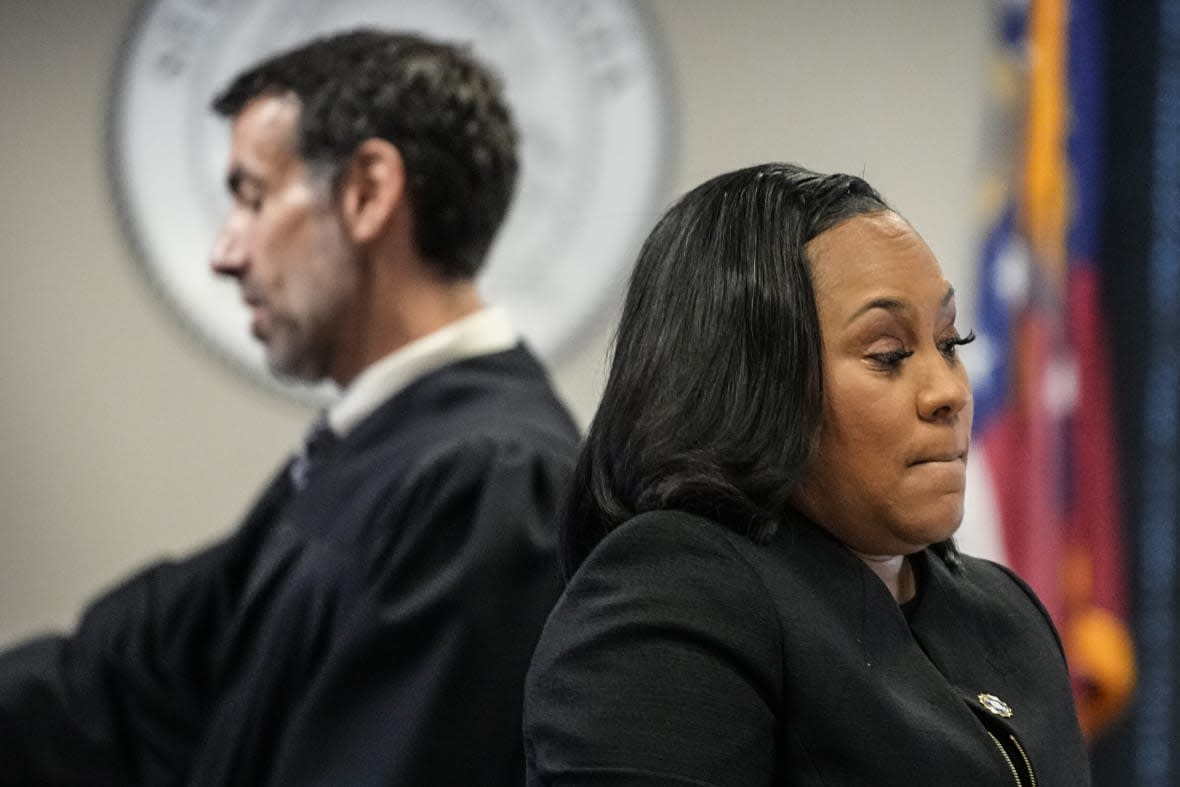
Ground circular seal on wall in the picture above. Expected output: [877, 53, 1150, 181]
[108, 0, 676, 401]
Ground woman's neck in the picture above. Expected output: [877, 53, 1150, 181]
[851, 551, 916, 604]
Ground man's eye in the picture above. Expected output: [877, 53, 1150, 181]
[232, 188, 263, 212]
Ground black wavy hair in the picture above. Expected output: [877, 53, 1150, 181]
[562, 162, 962, 576]
[212, 29, 518, 279]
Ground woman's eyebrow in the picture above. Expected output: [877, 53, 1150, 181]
[845, 297, 912, 327]
[844, 284, 956, 327]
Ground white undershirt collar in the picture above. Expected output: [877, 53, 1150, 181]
[325, 305, 518, 437]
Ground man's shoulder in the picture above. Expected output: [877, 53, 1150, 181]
[344, 345, 579, 474]
[428, 343, 569, 410]
[291, 348, 579, 550]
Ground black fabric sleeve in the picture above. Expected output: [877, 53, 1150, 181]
[524, 513, 783, 787]
[0, 466, 291, 786]
[0, 534, 251, 786]
[263, 437, 570, 787]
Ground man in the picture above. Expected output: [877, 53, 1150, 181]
[0, 29, 580, 785]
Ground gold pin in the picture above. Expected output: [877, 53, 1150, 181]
[977, 693, 1013, 718]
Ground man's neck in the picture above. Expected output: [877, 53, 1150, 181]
[324, 304, 518, 437]
[330, 277, 484, 387]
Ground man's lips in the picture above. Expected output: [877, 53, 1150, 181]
[241, 293, 268, 339]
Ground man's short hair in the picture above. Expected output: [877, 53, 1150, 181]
[212, 29, 519, 279]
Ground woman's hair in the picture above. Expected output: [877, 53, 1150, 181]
[563, 162, 905, 575]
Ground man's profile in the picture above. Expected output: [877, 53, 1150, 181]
[0, 29, 579, 786]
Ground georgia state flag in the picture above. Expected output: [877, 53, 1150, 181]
[956, 0, 1134, 740]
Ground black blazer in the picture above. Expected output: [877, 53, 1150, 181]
[0, 345, 580, 786]
[525, 509, 1090, 786]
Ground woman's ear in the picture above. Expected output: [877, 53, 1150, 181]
[336, 138, 406, 245]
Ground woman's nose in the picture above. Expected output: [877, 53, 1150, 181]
[918, 354, 972, 422]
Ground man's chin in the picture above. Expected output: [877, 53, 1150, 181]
[264, 351, 322, 386]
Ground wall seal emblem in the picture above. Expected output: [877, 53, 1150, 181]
[108, 0, 675, 401]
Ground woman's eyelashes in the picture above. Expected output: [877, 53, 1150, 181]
[867, 348, 914, 370]
[866, 329, 975, 371]
[938, 329, 976, 360]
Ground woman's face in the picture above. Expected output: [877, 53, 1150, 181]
[791, 210, 973, 557]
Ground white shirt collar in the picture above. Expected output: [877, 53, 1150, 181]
[325, 305, 518, 436]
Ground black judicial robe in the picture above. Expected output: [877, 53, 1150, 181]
[525, 509, 1091, 786]
[0, 344, 580, 786]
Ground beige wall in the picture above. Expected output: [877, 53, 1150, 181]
[0, 0, 990, 645]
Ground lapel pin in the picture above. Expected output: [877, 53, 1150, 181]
[977, 693, 1014, 718]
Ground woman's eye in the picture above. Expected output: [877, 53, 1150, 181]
[939, 329, 977, 359]
[868, 349, 914, 369]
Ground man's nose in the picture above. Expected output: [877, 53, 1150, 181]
[210, 218, 247, 277]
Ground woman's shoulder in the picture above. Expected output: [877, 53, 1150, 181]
[952, 554, 1054, 616]
[564, 509, 775, 607]
[542, 509, 784, 681]
[576, 508, 876, 610]
[927, 552, 1067, 660]
[582, 508, 826, 569]
[586, 508, 755, 555]
[527, 510, 785, 784]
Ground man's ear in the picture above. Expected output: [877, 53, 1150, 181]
[336, 138, 406, 245]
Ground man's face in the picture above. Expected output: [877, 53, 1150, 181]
[211, 94, 359, 384]
[791, 211, 974, 557]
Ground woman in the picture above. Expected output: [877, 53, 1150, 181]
[524, 163, 1089, 786]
